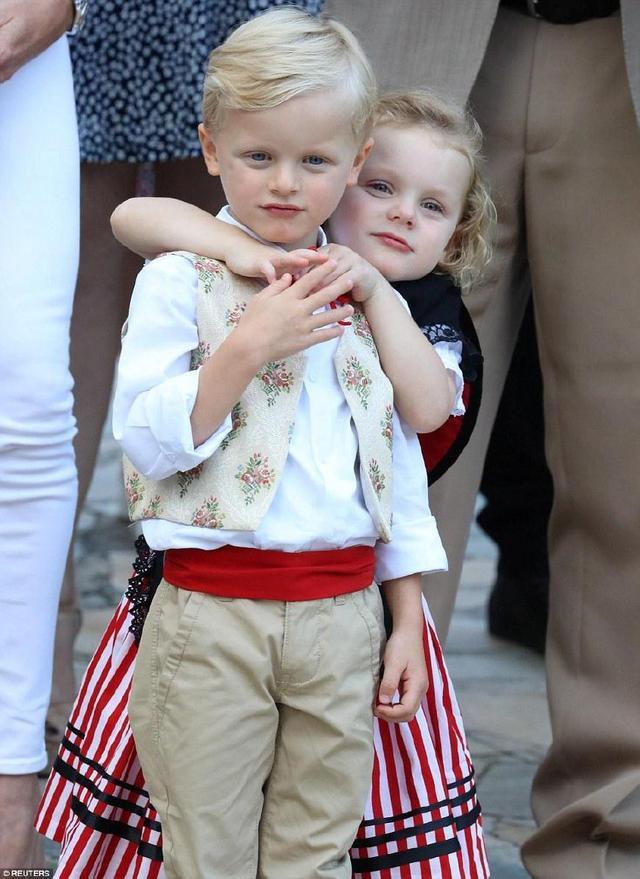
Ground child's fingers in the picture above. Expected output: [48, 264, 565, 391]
[377, 661, 402, 708]
[305, 324, 346, 347]
[317, 257, 358, 290]
[308, 304, 353, 331]
[272, 253, 309, 270]
[259, 260, 277, 284]
[375, 680, 419, 721]
[305, 275, 354, 311]
[262, 273, 292, 295]
[289, 248, 329, 266]
[288, 260, 338, 298]
[374, 666, 427, 722]
[374, 700, 418, 723]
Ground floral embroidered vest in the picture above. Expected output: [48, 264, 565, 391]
[123, 253, 394, 541]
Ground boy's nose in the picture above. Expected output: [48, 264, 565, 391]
[269, 165, 299, 195]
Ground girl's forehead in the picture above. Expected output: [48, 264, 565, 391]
[366, 124, 471, 193]
[369, 124, 448, 162]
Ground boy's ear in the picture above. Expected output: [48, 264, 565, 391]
[346, 137, 374, 187]
[198, 123, 221, 177]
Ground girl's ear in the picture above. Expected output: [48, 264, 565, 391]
[346, 137, 374, 187]
[198, 124, 221, 177]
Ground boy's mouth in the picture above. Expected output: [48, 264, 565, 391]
[262, 203, 303, 217]
[371, 232, 413, 253]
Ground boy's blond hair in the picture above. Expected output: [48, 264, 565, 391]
[375, 91, 496, 289]
[203, 8, 376, 142]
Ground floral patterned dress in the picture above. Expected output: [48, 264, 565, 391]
[71, 0, 324, 163]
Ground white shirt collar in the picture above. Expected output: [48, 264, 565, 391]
[216, 205, 327, 250]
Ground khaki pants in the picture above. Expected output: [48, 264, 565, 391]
[129, 580, 385, 879]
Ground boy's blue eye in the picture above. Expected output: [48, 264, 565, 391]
[422, 200, 443, 213]
[304, 155, 325, 166]
[248, 152, 269, 162]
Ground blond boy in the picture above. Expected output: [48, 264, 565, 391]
[118, 10, 448, 878]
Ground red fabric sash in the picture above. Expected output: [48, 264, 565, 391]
[163, 544, 376, 601]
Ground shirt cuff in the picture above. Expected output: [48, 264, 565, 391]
[433, 341, 465, 416]
[121, 369, 233, 478]
[374, 515, 448, 582]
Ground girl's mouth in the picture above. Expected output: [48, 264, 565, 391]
[371, 232, 412, 253]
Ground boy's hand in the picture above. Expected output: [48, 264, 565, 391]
[233, 261, 354, 366]
[318, 243, 387, 304]
[226, 241, 329, 284]
[374, 626, 428, 723]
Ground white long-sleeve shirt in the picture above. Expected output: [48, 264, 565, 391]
[113, 211, 458, 581]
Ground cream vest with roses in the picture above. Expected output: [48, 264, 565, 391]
[123, 253, 394, 542]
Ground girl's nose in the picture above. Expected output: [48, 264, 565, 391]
[387, 200, 415, 228]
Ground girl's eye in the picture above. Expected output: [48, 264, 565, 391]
[304, 155, 326, 166]
[366, 181, 392, 195]
[422, 200, 443, 214]
[247, 152, 269, 162]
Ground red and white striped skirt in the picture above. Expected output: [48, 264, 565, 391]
[37, 554, 489, 878]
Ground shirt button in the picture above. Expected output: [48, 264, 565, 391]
[307, 372, 317, 383]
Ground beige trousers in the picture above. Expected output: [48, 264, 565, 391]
[327, 4, 640, 876]
[129, 580, 385, 879]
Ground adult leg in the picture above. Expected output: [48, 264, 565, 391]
[0, 37, 79, 864]
[479, 298, 552, 654]
[50, 157, 224, 738]
[519, 14, 640, 877]
[48, 160, 140, 745]
[425, 9, 536, 638]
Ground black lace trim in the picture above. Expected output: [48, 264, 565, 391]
[125, 535, 164, 645]
[421, 322, 463, 346]
[422, 322, 482, 383]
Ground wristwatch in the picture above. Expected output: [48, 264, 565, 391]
[67, 0, 89, 36]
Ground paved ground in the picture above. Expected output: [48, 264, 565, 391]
[44, 420, 550, 877]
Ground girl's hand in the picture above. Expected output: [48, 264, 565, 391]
[374, 626, 428, 723]
[0, 0, 73, 82]
[226, 242, 329, 284]
[318, 243, 387, 304]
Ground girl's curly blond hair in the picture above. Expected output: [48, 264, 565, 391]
[374, 91, 496, 289]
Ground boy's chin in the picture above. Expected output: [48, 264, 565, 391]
[251, 217, 318, 250]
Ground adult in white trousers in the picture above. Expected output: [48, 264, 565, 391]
[0, 0, 79, 866]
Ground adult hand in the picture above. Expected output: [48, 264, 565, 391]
[0, 0, 74, 83]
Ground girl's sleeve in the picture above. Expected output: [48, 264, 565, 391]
[391, 284, 466, 415]
[112, 253, 232, 479]
[395, 273, 484, 485]
[374, 412, 448, 583]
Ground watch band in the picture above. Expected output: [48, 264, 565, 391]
[67, 0, 89, 36]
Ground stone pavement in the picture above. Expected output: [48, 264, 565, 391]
[44, 421, 550, 877]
